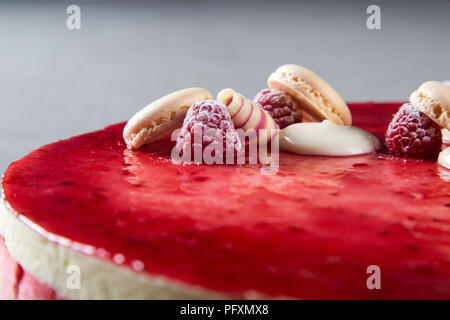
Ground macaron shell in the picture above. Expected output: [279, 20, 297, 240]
[268, 64, 352, 126]
[123, 87, 212, 149]
[409, 81, 450, 130]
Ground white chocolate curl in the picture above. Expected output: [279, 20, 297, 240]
[217, 88, 279, 144]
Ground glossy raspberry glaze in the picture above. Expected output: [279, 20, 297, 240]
[2, 103, 450, 299]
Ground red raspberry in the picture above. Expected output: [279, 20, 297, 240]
[385, 103, 442, 159]
[254, 88, 302, 129]
[176, 100, 243, 162]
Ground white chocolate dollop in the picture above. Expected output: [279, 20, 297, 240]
[279, 120, 380, 156]
[438, 147, 450, 169]
[442, 128, 450, 144]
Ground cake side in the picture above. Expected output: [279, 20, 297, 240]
[0, 234, 63, 300]
[0, 199, 227, 300]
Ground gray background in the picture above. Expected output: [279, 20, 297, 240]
[1, 0, 449, 172]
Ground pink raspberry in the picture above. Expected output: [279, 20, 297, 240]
[176, 100, 243, 162]
[254, 88, 302, 129]
[385, 103, 442, 159]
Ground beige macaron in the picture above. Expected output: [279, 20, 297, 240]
[123, 87, 212, 149]
[409, 81, 450, 130]
[267, 64, 352, 126]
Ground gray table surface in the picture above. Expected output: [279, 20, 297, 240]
[1, 0, 449, 173]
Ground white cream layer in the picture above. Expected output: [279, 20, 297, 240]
[442, 129, 450, 144]
[279, 120, 380, 156]
[438, 147, 450, 169]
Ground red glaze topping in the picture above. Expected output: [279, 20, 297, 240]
[2, 103, 450, 299]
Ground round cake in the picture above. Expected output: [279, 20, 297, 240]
[1, 102, 450, 299]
